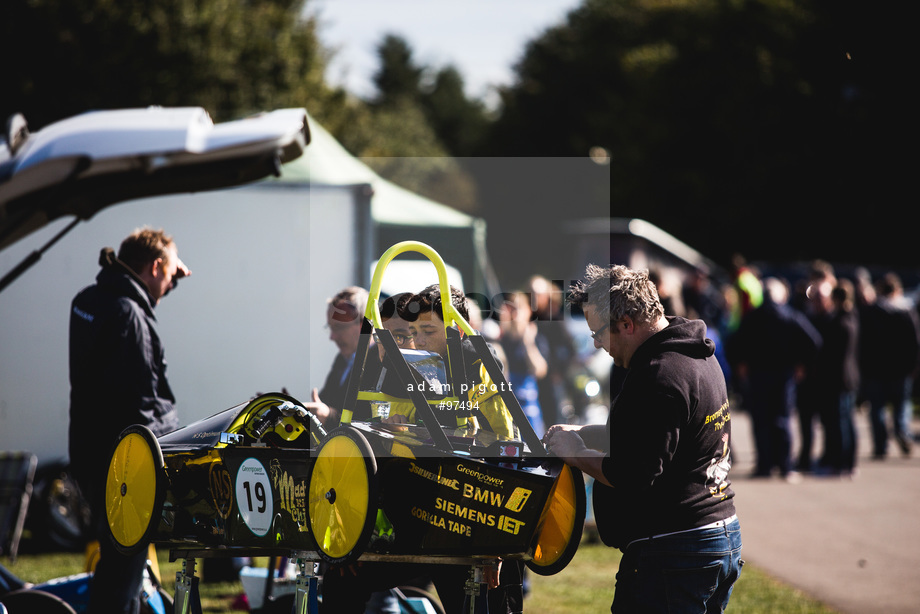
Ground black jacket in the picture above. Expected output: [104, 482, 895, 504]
[68, 252, 179, 486]
[860, 297, 920, 378]
[727, 298, 822, 373]
[595, 317, 736, 549]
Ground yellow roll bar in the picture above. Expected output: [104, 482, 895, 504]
[365, 241, 476, 336]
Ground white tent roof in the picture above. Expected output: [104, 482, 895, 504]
[274, 114, 475, 228]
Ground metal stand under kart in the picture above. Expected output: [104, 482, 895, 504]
[169, 548, 500, 614]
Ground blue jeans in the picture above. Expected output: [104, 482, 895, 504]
[611, 517, 743, 614]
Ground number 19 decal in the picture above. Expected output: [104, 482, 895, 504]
[236, 458, 273, 536]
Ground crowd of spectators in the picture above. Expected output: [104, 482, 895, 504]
[670, 256, 920, 480]
[310, 257, 919, 485]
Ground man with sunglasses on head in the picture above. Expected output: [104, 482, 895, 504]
[68, 226, 189, 614]
[306, 286, 395, 429]
[544, 264, 742, 614]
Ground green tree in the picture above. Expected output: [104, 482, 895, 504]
[332, 34, 482, 213]
[371, 34, 425, 107]
[420, 66, 491, 158]
[2, 0, 342, 128]
[483, 0, 917, 267]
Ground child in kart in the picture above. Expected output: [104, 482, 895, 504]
[321, 285, 525, 614]
[381, 284, 517, 441]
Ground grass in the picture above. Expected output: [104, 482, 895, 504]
[4, 540, 837, 613]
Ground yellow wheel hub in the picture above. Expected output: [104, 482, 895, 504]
[308, 427, 376, 563]
[105, 425, 164, 553]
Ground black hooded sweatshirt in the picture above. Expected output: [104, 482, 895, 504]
[594, 317, 736, 550]
[68, 250, 179, 490]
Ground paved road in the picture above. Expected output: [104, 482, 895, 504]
[730, 408, 920, 614]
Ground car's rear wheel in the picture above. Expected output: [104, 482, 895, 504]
[308, 426, 377, 565]
[105, 425, 166, 555]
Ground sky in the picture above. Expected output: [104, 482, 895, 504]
[307, 0, 583, 106]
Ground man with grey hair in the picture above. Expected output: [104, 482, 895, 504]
[544, 264, 742, 613]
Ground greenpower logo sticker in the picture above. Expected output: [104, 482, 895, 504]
[236, 458, 273, 536]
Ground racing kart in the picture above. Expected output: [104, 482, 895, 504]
[104, 241, 586, 612]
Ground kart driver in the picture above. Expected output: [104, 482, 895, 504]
[382, 284, 517, 440]
[321, 284, 524, 614]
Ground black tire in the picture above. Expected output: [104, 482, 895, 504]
[26, 463, 91, 552]
[0, 589, 78, 614]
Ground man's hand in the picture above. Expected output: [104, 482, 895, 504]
[545, 423, 607, 452]
[543, 423, 583, 442]
[543, 426, 612, 487]
[544, 429, 588, 459]
[303, 387, 336, 425]
[483, 559, 502, 589]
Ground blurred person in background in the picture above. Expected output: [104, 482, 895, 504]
[796, 260, 837, 473]
[824, 279, 861, 475]
[728, 277, 821, 481]
[860, 272, 920, 459]
[305, 286, 380, 427]
[727, 253, 763, 333]
[649, 267, 686, 317]
[499, 290, 549, 435]
[529, 276, 577, 427]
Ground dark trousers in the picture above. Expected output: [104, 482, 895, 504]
[77, 469, 147, 614]
[89, 536, 147, 614]
[748, 371, 797, 476]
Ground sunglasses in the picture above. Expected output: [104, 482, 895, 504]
[590, 322, 611, 339]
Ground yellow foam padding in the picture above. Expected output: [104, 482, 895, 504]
[469, 361, 514, 439]
[147, 543, 162, 581]
[365, 241, 475, 336]
[84, 540, 101, 573]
